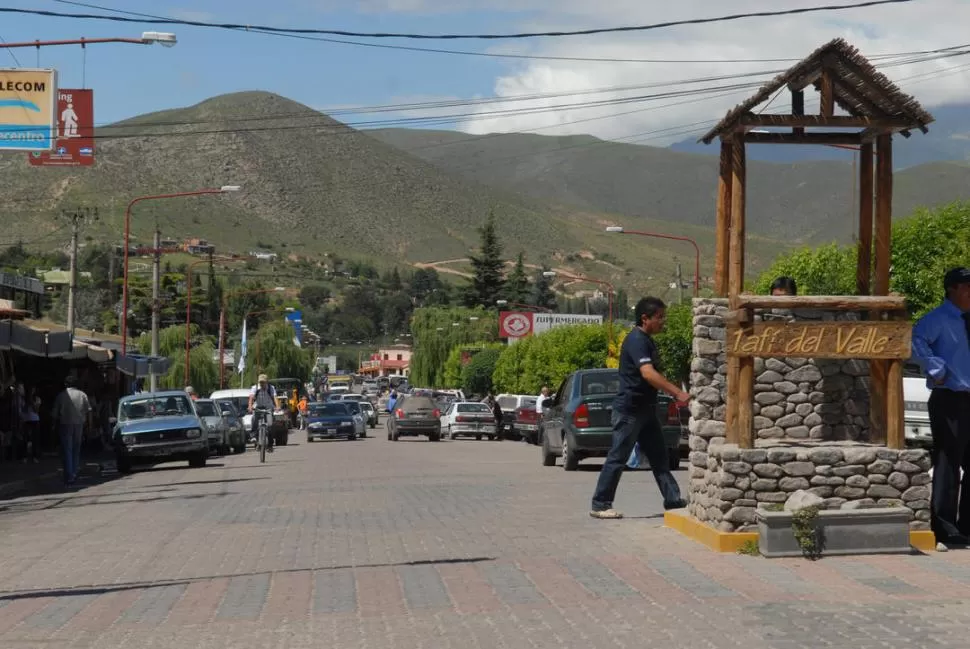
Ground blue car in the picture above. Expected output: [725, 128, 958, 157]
[306, 402, 359, 441]
[113, 391, 208, 473]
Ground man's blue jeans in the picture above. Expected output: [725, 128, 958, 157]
[59, 424, 84, 484]
[591, 409, 682, 511]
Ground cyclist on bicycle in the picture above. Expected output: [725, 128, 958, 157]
[248, 374, 277, 452]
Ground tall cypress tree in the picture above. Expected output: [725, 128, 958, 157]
[465, 213, 505, 307]
[504, 252, 529, 304]
[531, 265, 558, 311]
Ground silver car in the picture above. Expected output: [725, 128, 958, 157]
[194, 399, 230, 455]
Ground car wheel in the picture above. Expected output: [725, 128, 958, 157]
[350, 433, 357, 441]
[562, 436, 579, 471]
[668, 452, 681, 471]
[307, 434, 314, 443]
[116, 456, 132, 474]
[541, 431, 557, 466]
[429, 432, 441, 442]
[475, 434, 482, 441]
[189, 452, 207, 468]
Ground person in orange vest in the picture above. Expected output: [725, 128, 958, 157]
[298, 395, 309, 429]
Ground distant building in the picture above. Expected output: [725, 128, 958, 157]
[36, 268, 93, 297]
[250, 251, 278, 262]
[358, 344, 411, 378]
[184, 238, 215, 255]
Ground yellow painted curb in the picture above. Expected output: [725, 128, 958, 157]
[909, 530, 936, 553]
[665, 511, 940, 553]
[663, 510, 758, 553]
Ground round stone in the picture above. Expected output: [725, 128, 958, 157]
[845, 475, 870, 488]
[779, 477, 810, 491]
[753, 463, 785, 478]
[887, 472, 910, 491]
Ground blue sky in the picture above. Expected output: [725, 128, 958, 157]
[1, 1, 967, 143]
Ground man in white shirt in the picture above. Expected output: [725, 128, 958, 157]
[52, 376, 91, 485]
[535, 386, 550, 416]
[248, 374, 278, 450]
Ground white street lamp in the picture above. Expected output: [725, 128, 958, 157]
[543, 271, 557, 278]
[605, 226, 624, 233]
[220, 185, 242, 192]
[142, 31, 178, 47]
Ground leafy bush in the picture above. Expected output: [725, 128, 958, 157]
[492, 324, 608, 394]
[461, 348, 502, 396]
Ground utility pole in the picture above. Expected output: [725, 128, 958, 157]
[676, 262, 685, 305]
[62, 207, 98, 335]
[149, 226, 162, 392]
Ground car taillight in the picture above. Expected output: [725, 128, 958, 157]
[455, 415, 466, 422]
[395, 409, 405, 419]
[433, 409, 441, 418]
[484, 417, 494, 423]
[667, 401, 681, 425]
[573, 404, 590, 428]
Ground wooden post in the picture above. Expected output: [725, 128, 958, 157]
[728, 137, 751, 447]
[714, 139, 733, 296]
[856, 141, 874, 296]
[791, 88, 805, 135]
[886, 358, 904, 449]
[870, 133, 894, 442]
[820, 71, 835, 117]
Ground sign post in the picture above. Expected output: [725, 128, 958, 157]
[0, 69, 57, 151]
[28, 88, 94, 166]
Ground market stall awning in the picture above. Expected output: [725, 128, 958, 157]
[116, 354, 171, 378]
[0, 320, 74, 357]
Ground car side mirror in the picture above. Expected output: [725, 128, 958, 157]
[109, 417, 117, 426]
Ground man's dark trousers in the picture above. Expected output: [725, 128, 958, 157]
[592, 408, 681, 511]
[929, 389, 970, 540]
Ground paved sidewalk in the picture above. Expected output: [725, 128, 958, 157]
[0, 426, 966, 648]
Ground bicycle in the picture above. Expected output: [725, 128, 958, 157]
[253, 406, 271, 463]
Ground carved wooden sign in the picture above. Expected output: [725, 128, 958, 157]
[727, 321, 911, 359]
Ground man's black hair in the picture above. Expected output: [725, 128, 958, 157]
[769, 276, 798, 296]
[634, 297, 666, 326]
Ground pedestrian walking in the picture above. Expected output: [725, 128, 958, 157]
[590, 297, 690, 519]
[19, 384, 40, 463]
[912, 267, 970, 545]
[51, 376, 92, 486]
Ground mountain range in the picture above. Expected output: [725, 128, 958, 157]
[5, 91, 970, 296]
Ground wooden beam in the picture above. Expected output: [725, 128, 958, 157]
[731, 294, 906, 311]
[829, 55, 931, 132]
[820, 71, 835, 117]
[871, 359, 888, 444]
[739, 114, 913, 129]
[826, 79, 896, 120]
[787, 67, 822, 91]
[729, 138, 746, 297]
[791, 88, 805, 135]
[744, 132, 863, 145]
[874, 134, 893, 296]
[738, 355, 755, 449]
[856, 141, 874, 296]
[714, 139, 733, 297]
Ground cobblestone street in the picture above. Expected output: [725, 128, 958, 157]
[1, 421, 969, 648]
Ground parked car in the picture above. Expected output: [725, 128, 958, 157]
[496, 394, 535, 440]
[514, 403, 541, 444]
[210, 388, 253, 431]
[306, 402, 359, 441]
[440, 401, 498, 440]
[361, 380, 379, 394]
[387, 395, 442, 441]
[341, 400, 368, 438]
[360, 400, 379, 428]
[113, 391, 208, 473]
[904, 361, 932, 448]
[194, 398, 231, 455]
[213, 398, 248, 454]
[538, 368, 682, 471]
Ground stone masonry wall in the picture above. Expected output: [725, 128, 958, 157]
[686, 298, 931, 533]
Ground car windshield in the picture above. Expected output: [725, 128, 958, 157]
[194, 401, 218, 417]
[520, 397, 537, 408]
[216, 401, 236, 416]
[342, 395, 363, 401]
[345, 402, 361, 413]
[580, 372, 620, 396]
[497, 396, 519, 409]
[401, 397, 436, 413]
[457, 403, 490, 413]
[310, 403, 348, 416]
[360, 402, 374, 411]
[121, 395, 194, 421]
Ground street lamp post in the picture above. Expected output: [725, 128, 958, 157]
[183, 256, 244, 387]
[605, 226, 701, 297]
[543, 271, 615, 341]
[218, 286, 287, 389]
[121, 186, 241, 358]
[495, 299, 553, 313]
[0, 33, 177, 50]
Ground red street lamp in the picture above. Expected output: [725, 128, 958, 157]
[543, 270, 614, 341]
[183, 256, 244, 387]
[605, 226, 701, 297]
[495, 299, 553, 313]
[120, 186, 241, 355]
[218, 287, 287, 389]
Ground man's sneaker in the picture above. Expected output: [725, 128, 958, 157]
[589, 509, 624, 520]
[664, 499, 688, 510]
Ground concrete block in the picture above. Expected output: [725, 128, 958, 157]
[756, 507, 912, 558]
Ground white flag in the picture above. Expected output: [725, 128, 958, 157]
[238, 319, 247, 374]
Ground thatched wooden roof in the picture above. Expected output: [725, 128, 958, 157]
[699, 38, 934, 144]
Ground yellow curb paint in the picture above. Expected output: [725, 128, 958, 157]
[665, 511, 940, 554]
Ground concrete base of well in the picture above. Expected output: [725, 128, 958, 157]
[757, 508, 911, 558]
[664, 510, 937, 554]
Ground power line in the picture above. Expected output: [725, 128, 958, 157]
[0, 32, 21, 66]
[16, 1, 914, 40]
[51, 0, 937, 64]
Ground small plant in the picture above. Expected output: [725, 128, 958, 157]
[791, 506, 824, 560]
[762, 503, 784, 512]
[737, 539, 760, 556]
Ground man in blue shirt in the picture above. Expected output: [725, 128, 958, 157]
[590, 297, 690, 519]
[912, 267, 970, 545]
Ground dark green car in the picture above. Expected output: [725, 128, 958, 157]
[539, 368, 685, 471]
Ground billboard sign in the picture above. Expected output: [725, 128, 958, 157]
[28, 88, 93, 166]
[499, 312, 603, 339]
[0, 68, 57, 151]
[286, 310, 303, 347]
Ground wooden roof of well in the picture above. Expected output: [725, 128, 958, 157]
[699, 38, 934, 144]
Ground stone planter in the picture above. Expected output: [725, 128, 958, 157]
[757, 507, 912, 558]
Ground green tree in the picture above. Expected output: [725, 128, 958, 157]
[299, 284, 332, 311]
[530, 265, 557, 311]
[504, 252, 530, 304]
[137, 324, 218, 395]
[243, 321, 313, 385]
[491, 336, 534, 394]
[492, 324, 608, 394]
[465, 213, 505, 307]
[753, 243, 857, 296]
[409, 307, 498, 387]
[461, 347, 502, 396]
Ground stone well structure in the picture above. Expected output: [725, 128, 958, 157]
[687, 298, 931, 533]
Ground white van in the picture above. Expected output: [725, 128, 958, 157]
[903, 362, 932, 448]
[210, 388, 254, 430]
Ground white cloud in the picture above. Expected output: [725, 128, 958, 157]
[314, 0, 970, 144]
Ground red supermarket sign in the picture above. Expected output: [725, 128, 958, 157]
[499, 311, 533, 338]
